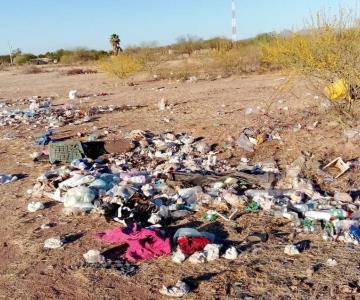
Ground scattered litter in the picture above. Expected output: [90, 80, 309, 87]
[0, 95, 144, 128]
[27, 201, 45, 212]
[236, 128, 257, 152]
[0, 174, 18, 184]
[41, 223, 55, 230]
[284, 244, 300, 256]
[223, 246, 239, 260]
[68, 90, 77, 100]
[188, 251, 207, 264]
[326, 258, 338, 267]
[285, 240, 311, 256]
[245, 107, 256, 115]
[44, 237, 63, 249]
[160, 280, 190, 298]
[83, 249, 105, 264]
[323, 157, 350, 179]
[204, 243, 222, 261]
[158, 98, 167, 111]
[172, 247, 187, 264]
[187, 76, 198, 83]
[204, 210, 218, 221]
[236, 127, 280, 152]
[324, 79, 348, 101]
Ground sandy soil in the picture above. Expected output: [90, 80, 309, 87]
[0, 66, 359, 299]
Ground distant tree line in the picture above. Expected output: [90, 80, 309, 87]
[0, 33, 277, 65]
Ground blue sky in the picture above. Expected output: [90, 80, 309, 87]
[0, 0, 358, 55]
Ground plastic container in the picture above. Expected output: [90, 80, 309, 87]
[63, 186, 95, 210]
[178, 186, 203, 205]
[304, 211, 332, 221]
[349, 225, 360, 242]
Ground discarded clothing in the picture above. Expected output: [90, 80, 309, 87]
[177, 236, 210, 255]
[94, 224, 171, 262]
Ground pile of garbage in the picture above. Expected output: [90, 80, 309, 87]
[27, 129, 360, 295]
[0, 96, 143, 128]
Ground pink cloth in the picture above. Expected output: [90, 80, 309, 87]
[94, 224, 171, 262]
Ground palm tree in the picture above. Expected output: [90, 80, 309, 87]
[110, 34, 122, 55]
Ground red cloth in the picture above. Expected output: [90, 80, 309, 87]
[94, 224, 171, 262]
[177, 236, 210, 255]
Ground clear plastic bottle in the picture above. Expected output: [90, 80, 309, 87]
[304, 211, 332, 221]
[328, 208, 350, 219]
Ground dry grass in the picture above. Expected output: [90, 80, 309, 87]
[151, 43, 263, 81]
[262, 9, 360, 119]
[98, 54, 143, 79]
[99, 38, 265, 81]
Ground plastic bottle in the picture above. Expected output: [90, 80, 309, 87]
[128, 175, 147, 185]
[293, 204, 309, 212]
[304, 211, 332, 221]
[293, 202, 318, 212]
[328, 208, 350, 219]
[204, 210, 218, 221]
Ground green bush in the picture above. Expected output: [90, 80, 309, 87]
[60, 48, 107, 64]
[13, 53, 36, 65]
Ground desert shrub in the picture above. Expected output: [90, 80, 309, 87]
[210, 44, 261, 74]
[13, 53, 37, 65]
[60, 49, 108, 64]
[0, 55, 11, 64]
[152, 45, 262, 81]
[173, 36, 204, 55]
[44, 49, 66, 62]
[154, 61, 204, 81]
[125, 47, 164, 70]
[98, 54, 142, 78]
[255, 32, 276, 43]
[262, 9, 360, 116]
[202, 38, 234, 51]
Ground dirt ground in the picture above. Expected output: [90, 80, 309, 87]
[0, 66, 359, 300]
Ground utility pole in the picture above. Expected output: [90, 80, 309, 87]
[231, 0, 237, 42]
[7, 41, 13, 65]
